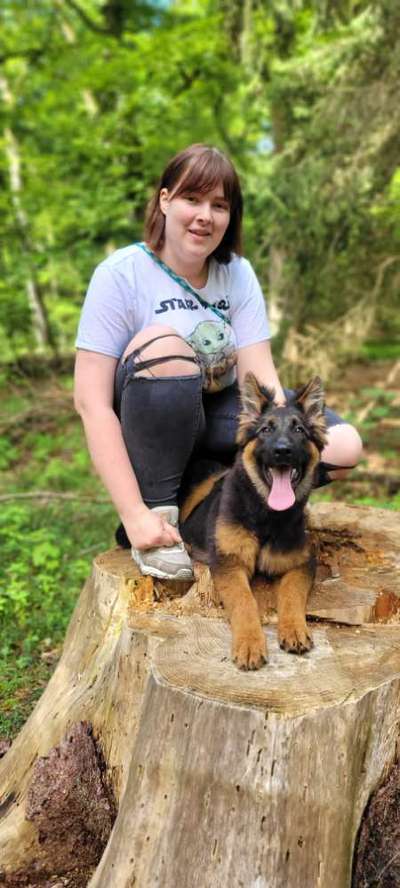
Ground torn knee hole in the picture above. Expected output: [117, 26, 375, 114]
[132, 353, 201, 378]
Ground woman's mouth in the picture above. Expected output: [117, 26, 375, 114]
[188, 229, 211, 239]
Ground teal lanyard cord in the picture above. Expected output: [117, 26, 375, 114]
[136, 241, 231, 326]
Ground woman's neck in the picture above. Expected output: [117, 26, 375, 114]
[157, 244, 209, 288]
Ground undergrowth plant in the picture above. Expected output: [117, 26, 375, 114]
[0, 499, 114, 737]
[0, 371, 115, 737]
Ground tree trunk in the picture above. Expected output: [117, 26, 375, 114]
[1, 70, 54, 352]
[0, 503, 399, 887]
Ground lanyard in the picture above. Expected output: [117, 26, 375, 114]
[136, 241, 231, 325]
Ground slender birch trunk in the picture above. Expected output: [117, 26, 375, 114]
[1, 80, 53, 351]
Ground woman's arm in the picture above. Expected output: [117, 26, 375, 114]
[236, 340, 285, 405]
[74, 350, 181, 548]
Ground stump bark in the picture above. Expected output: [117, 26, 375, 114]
[0, 502, 399, 888]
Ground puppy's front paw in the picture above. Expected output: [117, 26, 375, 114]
[278, 621, 313, 655]
[232, 630, 268, 671]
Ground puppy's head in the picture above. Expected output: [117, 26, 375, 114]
[237, 373, 328, 510]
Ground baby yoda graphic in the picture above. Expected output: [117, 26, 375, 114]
[187, 320, 237, 392]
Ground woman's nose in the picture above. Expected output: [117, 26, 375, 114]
[196, 201, 212, 221]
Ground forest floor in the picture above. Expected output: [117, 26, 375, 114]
[0, 352, 399, 747]
[317, 354, 400, 507]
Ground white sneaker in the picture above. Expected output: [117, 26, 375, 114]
[131, 505, 194, 581]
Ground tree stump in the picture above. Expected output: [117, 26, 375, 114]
[0, 503, 399, 888]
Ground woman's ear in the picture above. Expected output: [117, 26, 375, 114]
[159, 188, 169, 215]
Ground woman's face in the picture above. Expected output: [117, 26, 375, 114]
[159, 182, 230, 265]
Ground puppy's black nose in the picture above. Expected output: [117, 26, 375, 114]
[273, 440, 293, 461]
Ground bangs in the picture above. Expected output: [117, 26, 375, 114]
[168, 148, 238, 206]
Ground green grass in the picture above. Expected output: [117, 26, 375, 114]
[0, 371, 115, 739]
[0, 659, 56, 739]
[312, 486, 400, 510]
[0, 498, 115, 738]
[360, 341, 400, 361]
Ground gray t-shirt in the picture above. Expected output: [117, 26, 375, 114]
[76, 244, 270, 392]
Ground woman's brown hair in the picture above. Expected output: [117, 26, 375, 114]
[144, 144, 243, 263]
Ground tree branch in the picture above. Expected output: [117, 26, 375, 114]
[62, 0, 112, 35]
[212, 96, 237, 156]
[0, 492, 110, 503]
[0, 46, 46, 65]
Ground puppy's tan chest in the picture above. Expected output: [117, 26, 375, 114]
[257, 543, 310, 577]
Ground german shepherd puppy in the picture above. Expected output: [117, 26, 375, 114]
[180, 373, 327, 670]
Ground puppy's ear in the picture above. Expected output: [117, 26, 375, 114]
[237, 372, 274, 445]
[294, 377, 327, 450]
[295, 377, 324, 414]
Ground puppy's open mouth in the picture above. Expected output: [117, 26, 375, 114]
[263, 466, 301, 511]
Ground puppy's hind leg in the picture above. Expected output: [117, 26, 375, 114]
[275, 565, 314, 654]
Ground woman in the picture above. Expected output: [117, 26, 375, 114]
[74, 144, 362, 580]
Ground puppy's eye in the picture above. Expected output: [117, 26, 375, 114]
[261, 424, 274, 434]
[295, 425, 304, 434]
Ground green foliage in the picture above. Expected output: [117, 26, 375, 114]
[313, 486, 400, 511]
[0, 0, 259, 357]
[360, 341, 400, 361]
[0, 496, 115, 737]
[0, 658, 54, 739]
[0, 501, 112, 656]
[253, 1, 400, 336]
[2, 0, 398, 357]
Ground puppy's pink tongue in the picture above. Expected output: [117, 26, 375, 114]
[268, 468, 296, 511]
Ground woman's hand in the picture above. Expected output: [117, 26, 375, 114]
[124, 503, 182, 550]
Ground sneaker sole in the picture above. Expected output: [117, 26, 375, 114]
[131, 552, 193, 582]
[138, 563, 194, 581]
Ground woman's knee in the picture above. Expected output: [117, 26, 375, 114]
[322, 423, 363, 473]
[122, 325, 200, 378]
